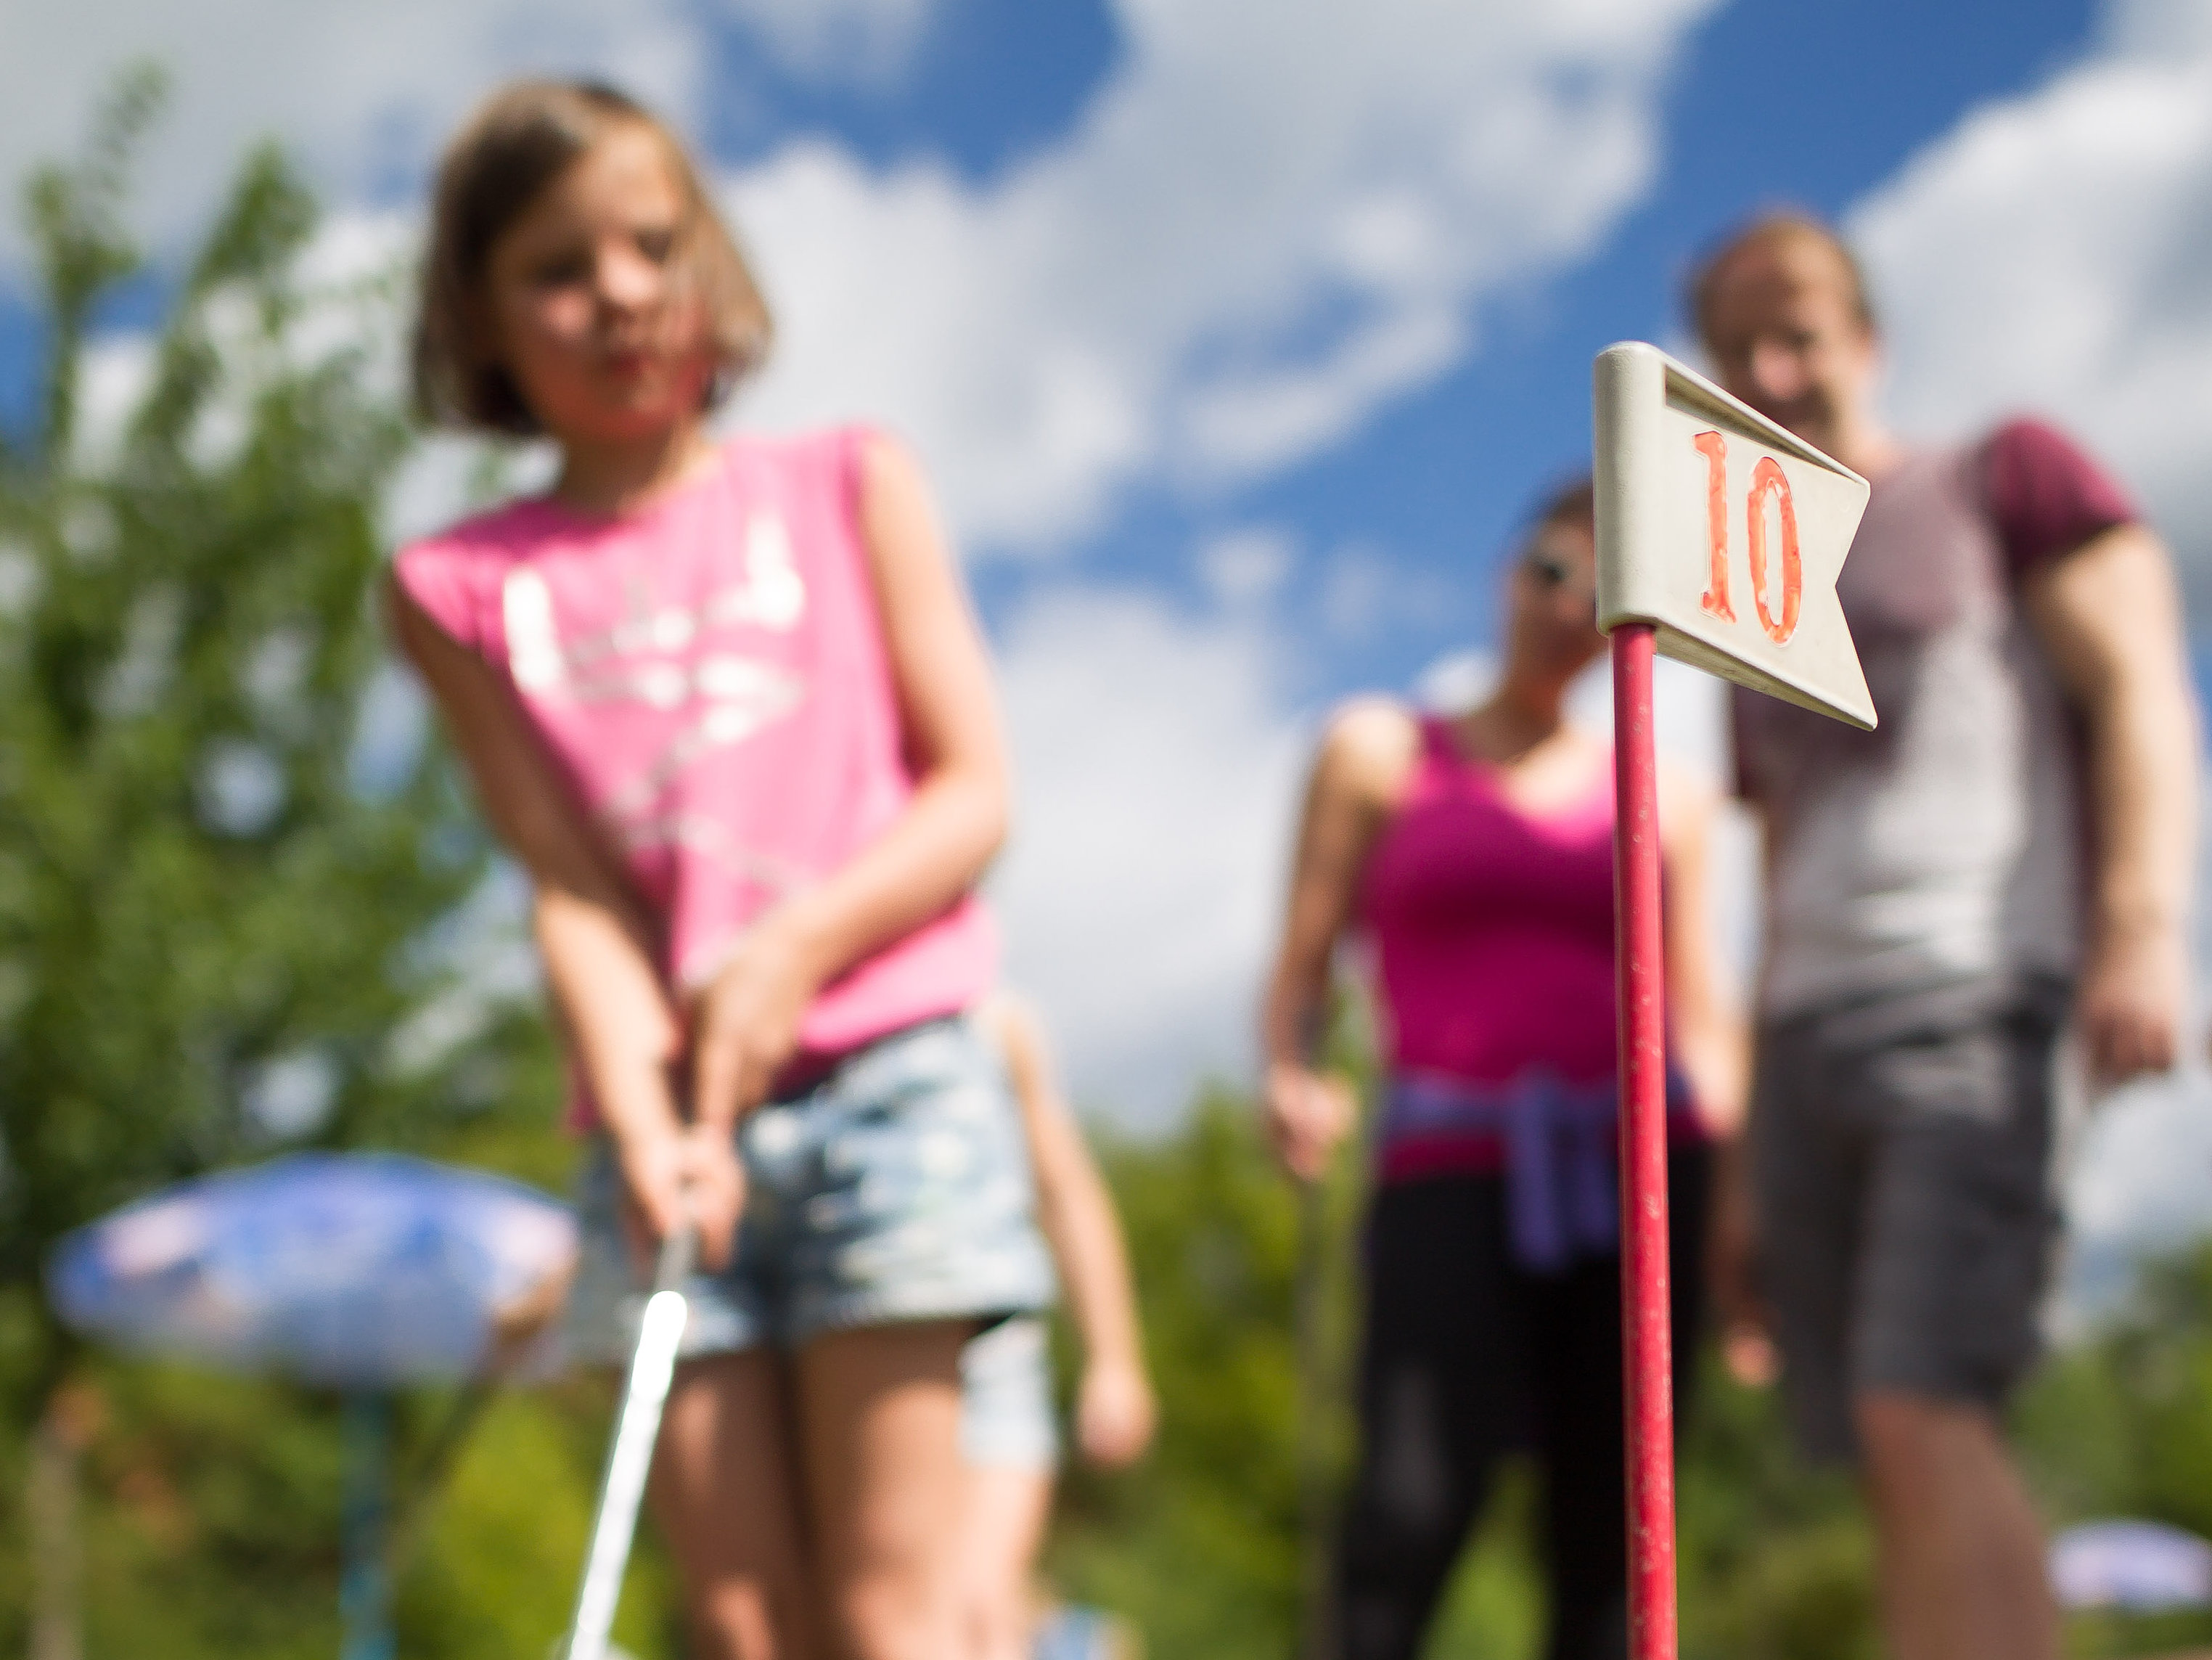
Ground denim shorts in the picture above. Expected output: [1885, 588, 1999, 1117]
[960, 1314, 1060, 1469]
[565, 1014, 1056, 1362]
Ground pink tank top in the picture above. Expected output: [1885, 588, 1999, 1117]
[394, 428, 996, 1125]
[1359, 716, 1697, 1203]
[1361, 716, 1619, 1088]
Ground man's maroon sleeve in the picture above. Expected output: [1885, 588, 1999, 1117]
[1981, 416, 2138, 580]
[1727, 686, 1758, 804]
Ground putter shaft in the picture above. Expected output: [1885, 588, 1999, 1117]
[562, 1226, 697, 1660]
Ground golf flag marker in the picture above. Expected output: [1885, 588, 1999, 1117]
[1594, 340, 1875, 729]
[1594, 341, 1873, 1660]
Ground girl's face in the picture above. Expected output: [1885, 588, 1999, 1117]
[480, 123, 716, 446]
[1505, 517, 1604, 686]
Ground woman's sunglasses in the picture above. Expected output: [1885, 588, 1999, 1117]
[1520, 541, 1594, 600]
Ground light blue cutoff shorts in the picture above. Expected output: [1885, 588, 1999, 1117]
[959, 1313, 1060, 1469]
[565, 1014, 1055, 1363]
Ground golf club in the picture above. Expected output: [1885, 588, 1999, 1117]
[560, 1220, 698, 1660]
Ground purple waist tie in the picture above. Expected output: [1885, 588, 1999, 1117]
[1382, 1071, 1692, 1274]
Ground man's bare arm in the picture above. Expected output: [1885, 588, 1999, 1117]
[2025, 523, 2200, 1081]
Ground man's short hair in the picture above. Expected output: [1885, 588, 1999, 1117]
[1686, 211, 1877, 349]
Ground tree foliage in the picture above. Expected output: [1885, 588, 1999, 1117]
[1049, 1086, 1361, 1659]
[0, 73, 520, 1387]
[0, 75, 587, 1660]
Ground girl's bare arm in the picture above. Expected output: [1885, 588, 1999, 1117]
[983, 994, 1155, 1466]
[388, 581, 742, 1262]
[690, 433, 1010, 1124]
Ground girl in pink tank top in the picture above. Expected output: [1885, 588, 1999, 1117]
[1260, 480, 1744, 1660]
[389, 81, 1047, 1659]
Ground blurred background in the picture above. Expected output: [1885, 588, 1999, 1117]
[5, 1, 2212, 1656]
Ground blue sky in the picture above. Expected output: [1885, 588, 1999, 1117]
[1222, 0, 2103, 689]
[8, 0, 2212, 1299]
[1, 0, 2145, 707]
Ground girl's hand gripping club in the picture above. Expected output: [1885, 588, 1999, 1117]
[562, 1220, 698, 1660]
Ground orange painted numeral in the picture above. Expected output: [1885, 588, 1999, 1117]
[1688, 432, 1803, 646]
[1745, 456, 1803, 644]
[1693, 430, 1734, 622]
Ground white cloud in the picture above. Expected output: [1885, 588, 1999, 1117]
[1415, 646, 1501, 716]
[1197, 526, 1295, 610]
[713, 0, 938, 86]
[2106, 0, 2212, 60]
[19, 0, 1721, 563]
[0, 0, 718, 273]
[727, 0, 1722, 552]
[1849, 0, 2212, 592]
[0, 0, 959, 273]
[989, 587, 1307, 1127]
[1316, 545, 1395, 643]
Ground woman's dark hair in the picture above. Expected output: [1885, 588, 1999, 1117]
[1526, 474, 1595, 535]
[411, 79, 773, 435]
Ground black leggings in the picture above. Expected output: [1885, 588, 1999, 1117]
[1330, 1146, 1710, 1660]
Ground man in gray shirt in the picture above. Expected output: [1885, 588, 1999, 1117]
[1697, 213, 2198, 1660]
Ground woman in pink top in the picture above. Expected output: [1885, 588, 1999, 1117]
[1261, 480, 1744, 1660]
[389, 81, 1049, 1660]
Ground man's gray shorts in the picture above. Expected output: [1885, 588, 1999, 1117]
[1751, 976, 2070, 1463]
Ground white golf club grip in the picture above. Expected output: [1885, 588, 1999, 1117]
[564, 1225, 696, 1660]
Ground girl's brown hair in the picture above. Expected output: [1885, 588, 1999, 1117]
[411, 79, 773, 435]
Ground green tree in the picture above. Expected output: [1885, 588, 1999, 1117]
[2013, 1244, 2212, 1659]
[0, 74, 591, 1659]
[0, 68, 506, 1380]
[1049, 1086, 1359, 1659]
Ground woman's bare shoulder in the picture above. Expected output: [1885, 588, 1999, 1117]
[1316, 696, 1422, 803]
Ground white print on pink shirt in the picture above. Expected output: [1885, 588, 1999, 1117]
[497, 507, 812, 870]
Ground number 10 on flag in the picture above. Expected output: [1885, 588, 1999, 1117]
[1591, 341, 1873, 1660]
[1596, 340, 1874, 728]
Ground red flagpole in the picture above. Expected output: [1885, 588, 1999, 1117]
[1611, 621, 1677, 1660]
